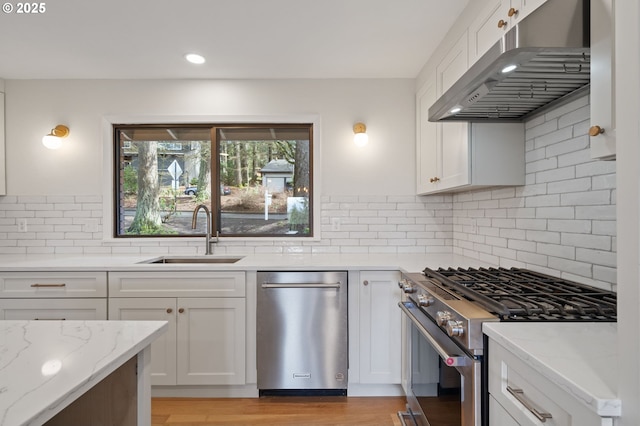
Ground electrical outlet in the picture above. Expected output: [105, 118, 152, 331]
[331, 217, 341, 231]
[17, 219, 27, 232]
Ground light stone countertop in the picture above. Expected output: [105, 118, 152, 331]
[0, 253, 492, 273]
[483, 322, 620, 417]
[0, 320, 168, 425]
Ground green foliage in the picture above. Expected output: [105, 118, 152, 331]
[123, 165, 138, 195]
[126, 220, 177, 235]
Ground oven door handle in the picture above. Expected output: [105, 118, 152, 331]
[399, 301, 469, 367]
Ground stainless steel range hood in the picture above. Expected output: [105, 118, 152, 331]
[429, 0, 590, 122]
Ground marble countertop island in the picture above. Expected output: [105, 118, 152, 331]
[0, 320, 168, 425]
[483, 322, 620, 417]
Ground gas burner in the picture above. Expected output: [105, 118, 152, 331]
[423, 267, 617, 322]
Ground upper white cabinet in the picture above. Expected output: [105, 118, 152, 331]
[469, 0, 548, 64]
[416, 57, 525, 195]
[416, 74, 438, 194]
[590, 0, 616, 160]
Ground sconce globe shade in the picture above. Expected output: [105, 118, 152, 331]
[354, 132, 368, 147]
[42, 135, 63, 149]
[42, 125, 69, 150]
[353, 122, 368, 147]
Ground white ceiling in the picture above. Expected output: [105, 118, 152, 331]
[0, 0, 469, 79]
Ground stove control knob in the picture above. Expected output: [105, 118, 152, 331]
[446, 320, 465, 337]
[400, 280, 416, 293]
[436, 311, 451, 326]
[417, 294, 435, 307]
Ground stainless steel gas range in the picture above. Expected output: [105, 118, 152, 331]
[397, 267, 617, 426]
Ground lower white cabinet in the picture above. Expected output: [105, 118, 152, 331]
[0, 271, 108, 320]
[108, 271, 247, 387]
[349, 270, 402, 393]
[109, 297, 246, 386]
[488, 337, 614, 426]
[0, 298, 107, 320]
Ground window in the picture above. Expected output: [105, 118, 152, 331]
[114, 123, 313, 238]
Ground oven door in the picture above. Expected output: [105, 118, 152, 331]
[399, 301, 482, 426]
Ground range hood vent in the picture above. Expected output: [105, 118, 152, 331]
[429, 0, 590, 122]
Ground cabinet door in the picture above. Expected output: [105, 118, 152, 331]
[176, 297, 246, 385]
[358, 271, 401, 384]
[108, 298, 178, 386]
[590, 0, 616, 159]
[490, 395, 520, 426]
[416, 75, 439, 194]
[436, 33, 470, 190]
[469, 0, 510, 64]
[0, 298, 107, 320]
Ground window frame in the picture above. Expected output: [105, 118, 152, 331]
[112, 122, 315, 239]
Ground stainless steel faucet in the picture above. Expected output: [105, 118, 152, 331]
[191, 204, 217, 255]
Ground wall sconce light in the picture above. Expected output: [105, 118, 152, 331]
[353, 122, 368, 147]
[42, 125, 69, 150]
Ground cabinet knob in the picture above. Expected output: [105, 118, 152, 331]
[508, 7, 518, 17]
[589, 125, 605, 136]
[178, 308, 185, 314]
[497, 19, 508, 29]
[429, 177, 440, 183]
[166, 308, 173, 314]
[363, 280, 369, 286]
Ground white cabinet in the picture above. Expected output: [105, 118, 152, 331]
[436, 32, 471, 191]
[108, 271, 246, 387]
[469, 0, 548, 64]
[590, 0, 616, 160]
[416, 74, 438, 194]
[0, 271, 108, 320]
[488, 337, 614, 426]
[417, 31, 525, 195]
[348, 270, 402, 395]
[0, 298, 106, 320]
[416, 82, 525, 194]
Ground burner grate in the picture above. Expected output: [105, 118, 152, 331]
[423, 267, 617, 321]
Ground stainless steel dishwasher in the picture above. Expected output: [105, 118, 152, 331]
[257, 271, 348, 396]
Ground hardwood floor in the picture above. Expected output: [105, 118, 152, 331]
[152, 396, 407, 426]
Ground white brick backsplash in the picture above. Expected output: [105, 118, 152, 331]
[451, 96, 616, 286]
[546, 136, 589, 158]
[547, 177, 591, 194]
[562, 233, 611, 251]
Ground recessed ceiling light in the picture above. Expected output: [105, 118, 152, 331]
[185, 53, 206, 65]
[501, 64, 517, 73]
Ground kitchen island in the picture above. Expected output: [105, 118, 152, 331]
[0, 320, 167, 426]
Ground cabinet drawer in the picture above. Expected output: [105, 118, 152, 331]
[108, 271, 245, 298]
[489, 340, 610, 426]
[0, 272, 107, 298]
[0, 298, 107, 320]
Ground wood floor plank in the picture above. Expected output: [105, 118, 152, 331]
[152, 397, 406, 426]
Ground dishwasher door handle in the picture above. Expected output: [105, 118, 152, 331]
[261, 282, 341, 289]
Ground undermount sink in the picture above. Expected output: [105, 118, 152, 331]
[139, 256, 244, 264]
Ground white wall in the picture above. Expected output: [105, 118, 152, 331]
[4, 79, 416, 196]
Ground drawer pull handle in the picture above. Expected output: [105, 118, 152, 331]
[507, 386, 553, 422]
[31, 283, 67, 288]
[35, 318, 66, 321]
